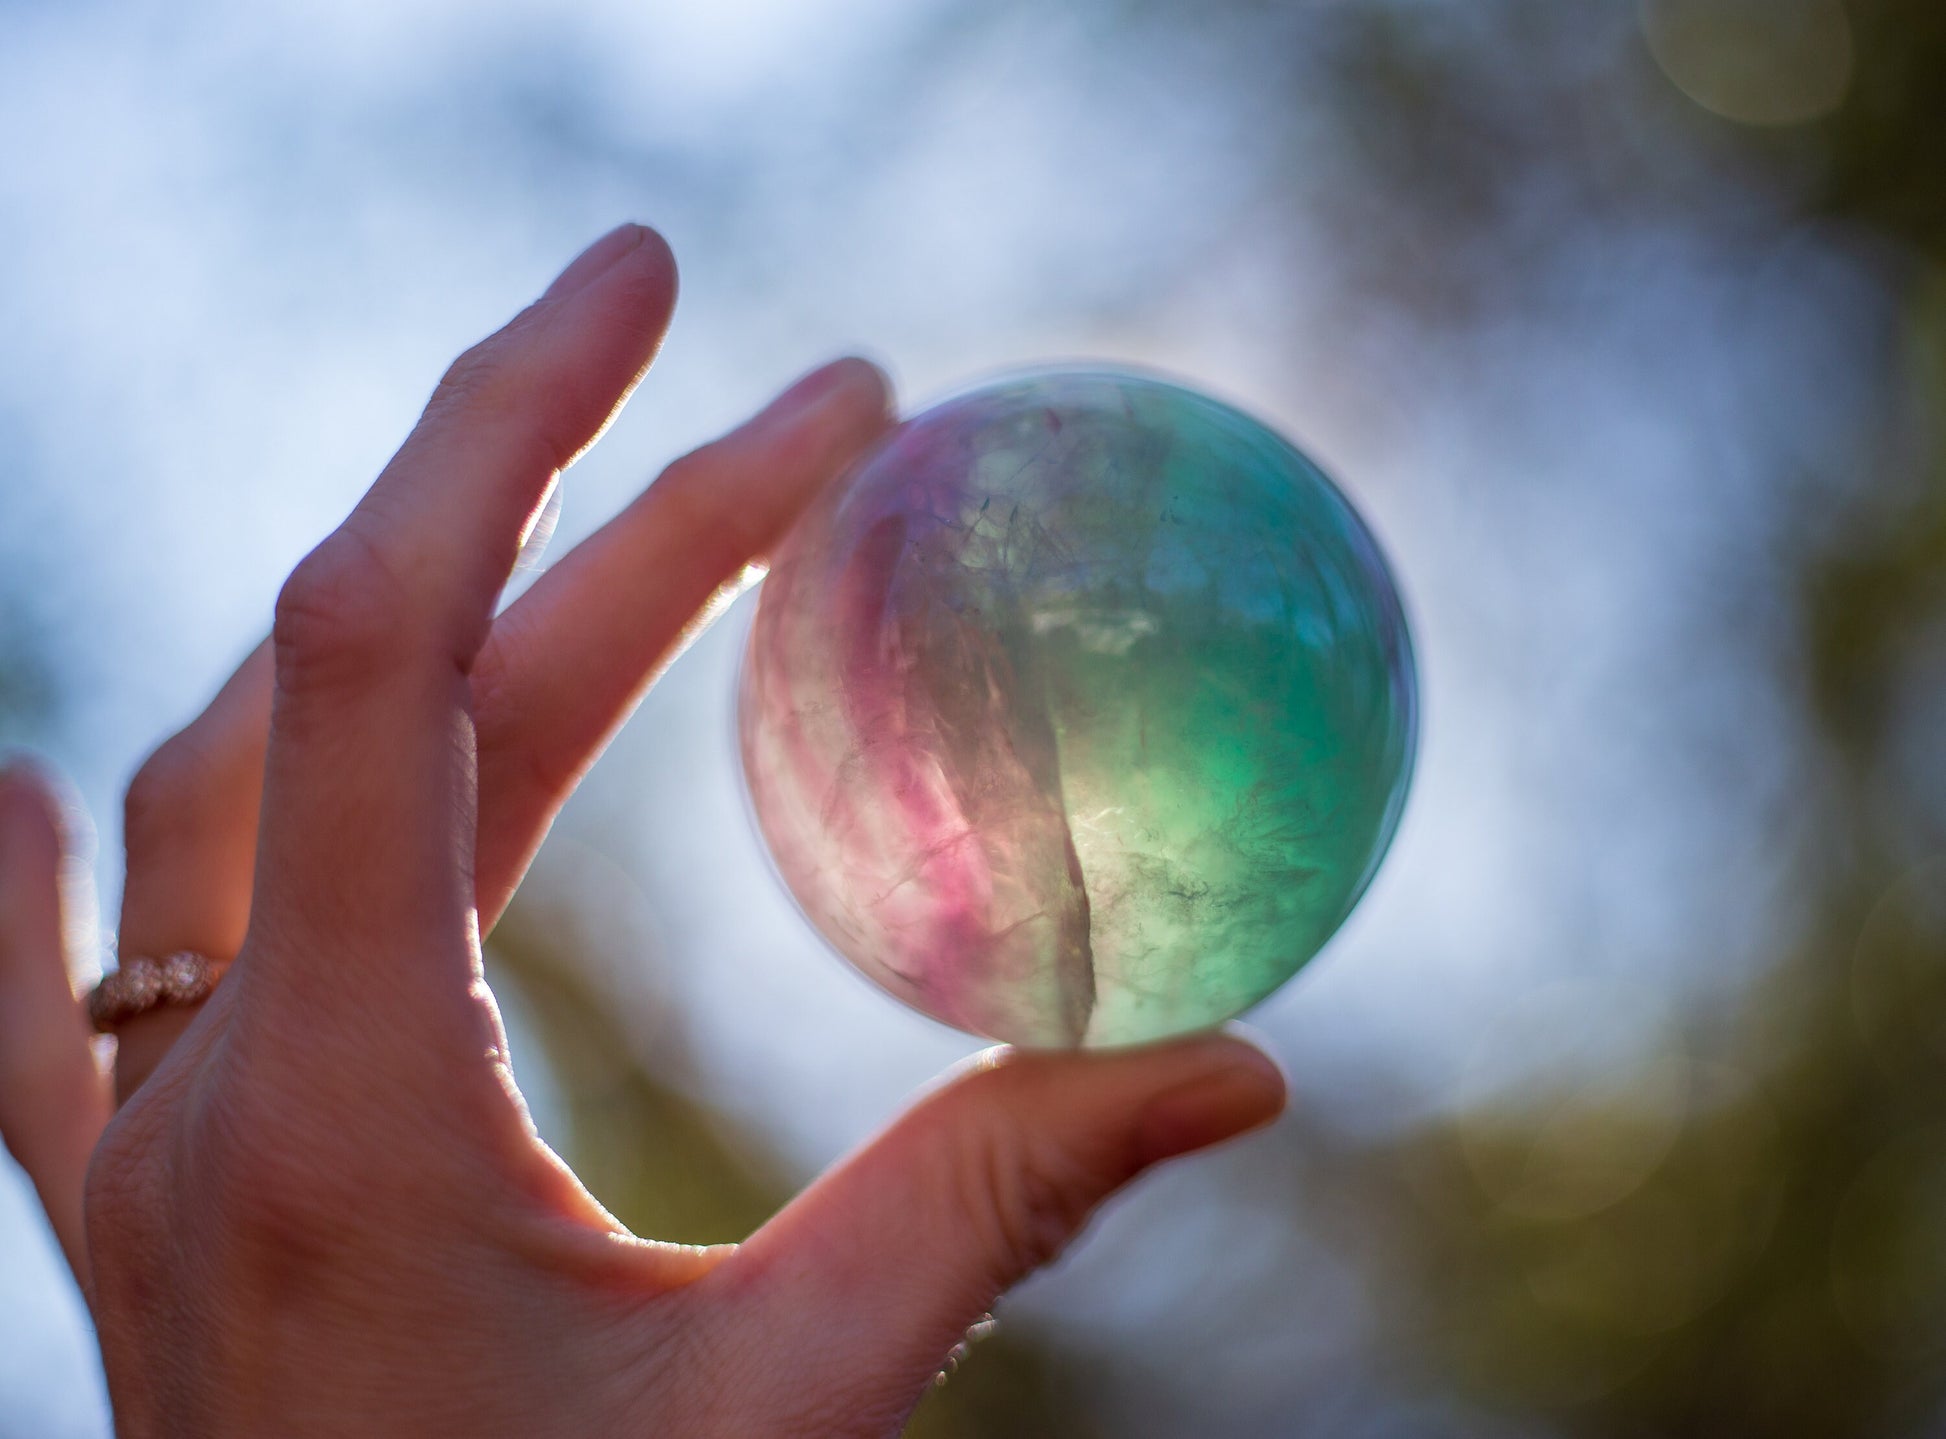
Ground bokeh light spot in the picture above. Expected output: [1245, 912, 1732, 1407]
[1641, 0, 1853, 126]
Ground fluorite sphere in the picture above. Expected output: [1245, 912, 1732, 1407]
[739, 369, 1417, 1048]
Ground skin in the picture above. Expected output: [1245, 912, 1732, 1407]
[0, 223, 1287, 1437]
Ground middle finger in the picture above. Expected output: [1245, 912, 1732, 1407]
[470, 354, 892, 923]
[110, 359, 891, 1099]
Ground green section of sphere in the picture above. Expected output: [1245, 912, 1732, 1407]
[740, 369, 1417, 1047]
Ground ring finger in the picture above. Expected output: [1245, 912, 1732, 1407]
[110, 641, 272, 1103]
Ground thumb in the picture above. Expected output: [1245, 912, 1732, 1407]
[721, 1032, 1285, 1432]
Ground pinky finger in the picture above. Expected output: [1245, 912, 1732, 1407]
[0, 760, 110, 1289]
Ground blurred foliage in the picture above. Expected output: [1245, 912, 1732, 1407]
[1819, 0, 1946, 255]
[1288, 2, 1946, 1434]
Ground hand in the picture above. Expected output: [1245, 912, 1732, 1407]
[0, 224, 1287, 1437]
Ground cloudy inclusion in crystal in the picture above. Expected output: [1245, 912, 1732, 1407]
[739, 369, 1417, 1048]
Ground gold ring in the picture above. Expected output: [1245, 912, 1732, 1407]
[86, 951, 226, 1033]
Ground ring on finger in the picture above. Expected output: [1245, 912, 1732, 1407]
[86, 951, 228, 1033]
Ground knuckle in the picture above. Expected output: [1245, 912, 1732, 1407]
[83, 1102, 167, 1264]
[426, 312, 612, 475]
[425, 316, 579, 469]
[271, 528, 415, 698]
[652, 450, 719, 528]
[429, 332, 516, 417]
[190, 1096, 325, 1231]
[94, 1094, 336, 1305]
[653, 446, 760, 567]
[175, 1048, 353, 1242]
[83, 1077, 352, 1335]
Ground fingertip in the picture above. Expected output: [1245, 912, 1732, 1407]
[541, 222, 678, 305]
[702, 356, 895, 545]
[764, 355, 896, 432]
[979, 1027, 1286, 1165]
[1131, 1034, 1287, 1167]
[634, 223, 678, 294]
[599, 224, 681, 330]
[821, 354, 895, 418]
[1209, 1021, 1291, 1091]
[1130, 1026, 1289, 1110]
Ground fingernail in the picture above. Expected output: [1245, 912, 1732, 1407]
[762, 356, 893, 428]
[1134, 1045, 1286, 1167]
[542, 222, 653, 302]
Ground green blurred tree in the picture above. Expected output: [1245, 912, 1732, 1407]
[1306, 3, 1946, 1433]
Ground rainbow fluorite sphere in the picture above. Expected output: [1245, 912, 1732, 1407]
[739, 369, 1417, 1048]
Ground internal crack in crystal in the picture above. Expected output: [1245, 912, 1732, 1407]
[1054, 805, 1096, 1045]
[988, 595, 1094, 1047]
[1013, 614, 1096, 1048]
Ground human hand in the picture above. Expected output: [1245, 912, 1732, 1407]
[0, 224, 1287, 1437]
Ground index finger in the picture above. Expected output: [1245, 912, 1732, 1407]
[248, 225, 677, 1031]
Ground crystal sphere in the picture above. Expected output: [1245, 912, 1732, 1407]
[739, 368, 1417, 1047]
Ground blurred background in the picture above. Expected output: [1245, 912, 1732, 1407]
[3, 0, 1943, 1433]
